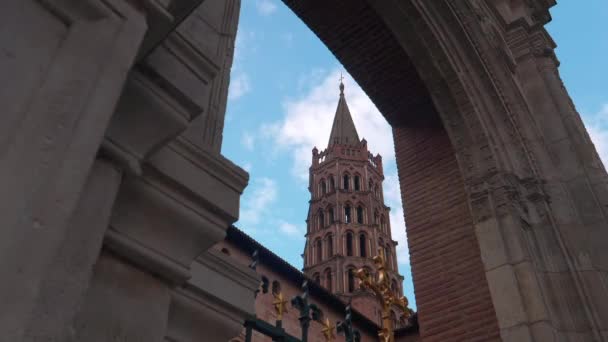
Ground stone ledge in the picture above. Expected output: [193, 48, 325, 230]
[105, 142, 248, 285]
[165, 249, 258, 341]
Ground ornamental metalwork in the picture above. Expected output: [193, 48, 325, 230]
[356, 251, 412, 342]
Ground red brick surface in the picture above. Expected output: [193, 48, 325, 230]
[393, 123, 500, 342]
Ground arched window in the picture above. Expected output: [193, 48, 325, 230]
[329, 207, 335, 224]
[354, 175, 361, 191]
[375, 185, 380, 198]
[325, 269, 332, 291]
[374, 211, 379, 225]
[380, 215, 386, 233]
[347, 269, 355, 292]
[316, 239, 323, 263]
[329, 176, 335, 192]
[314, 273, 321, 284]
[369, 179, 373, 191]
[327, 234, 334, 257]
[343, 174, 350, 190]
[356, 206, 364, 224]
[321, 179, 327, 195]
[345, 205, 352, 223]
[318, 210, 325, 229]
[272, 281, 281, 295]
[385, 246, 391, 269]
[391, 311, 397, 328]
[346, 232, 354, 256]
[359, 234, 367, 257]
[391, 280, 398, 296]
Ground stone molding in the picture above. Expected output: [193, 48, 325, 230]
[165, 249, 259, 342]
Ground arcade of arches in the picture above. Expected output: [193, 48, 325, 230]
[1, 0, 607, 341]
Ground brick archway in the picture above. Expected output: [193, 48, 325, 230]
[282, 1, 608, 341]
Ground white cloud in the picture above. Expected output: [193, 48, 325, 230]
[584, 104, 608, 166]
[390, 206, 410, 265]
[384, 172, 410, 265]
[242, 162, 253, 173]
[278, 220, 304, 239]
[264, 69, 394, 181]
[256, 0, 277, 16]
[228, 28, 256, 102]
[240, 178, 278, 225]
[228, 73, 251, 100]
[241, 131, 256, 150]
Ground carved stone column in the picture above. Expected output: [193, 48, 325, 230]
[0, 1, 147, 340]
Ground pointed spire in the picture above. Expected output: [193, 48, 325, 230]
[328, 79, 360, 147]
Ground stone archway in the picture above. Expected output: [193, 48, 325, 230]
[281, 1, 608, 341]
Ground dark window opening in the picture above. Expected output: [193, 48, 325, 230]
[326, 271, 332, 291]
[343, 174, 350, 190]
[348, 269, 355, 292]
[329, 177, 335, 191]
[345, 206, 352, 223]
[354, 176, 360, 191]
[316, 239, 323, 262]
[319, 211, 325, 229]
[321, 180, 327, 195]
[272, 281, 281, 295]
[360, 234, 367, 257]
[327, 235, 333, 257]
[346, 233, 353, 256]
[356, 206, 364, 224]
[329, 207, 335, 224]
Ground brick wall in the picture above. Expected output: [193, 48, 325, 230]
[393, 123, 501, 341]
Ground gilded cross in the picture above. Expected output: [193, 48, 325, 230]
[355, 251, 412, 342]
[321, 318, 336, 341]
[272, 291, 288, 321]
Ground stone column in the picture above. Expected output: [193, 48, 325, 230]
[0, 2, 147, 340]
[23, 159, 124, 341]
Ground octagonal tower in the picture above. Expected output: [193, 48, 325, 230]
[302, 81, 404, 325]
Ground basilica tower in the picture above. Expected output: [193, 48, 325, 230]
[302, 81, 404, 325]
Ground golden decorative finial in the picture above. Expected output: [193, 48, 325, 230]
[321, 318, 336, 341]
[356, 251, 412, 342]
[272, 292, 288, 320]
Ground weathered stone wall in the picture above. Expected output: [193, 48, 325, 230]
[0, 0, 257, 341]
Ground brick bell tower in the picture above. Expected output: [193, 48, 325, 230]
[302, 80, 405, 326]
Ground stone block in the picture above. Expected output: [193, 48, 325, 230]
[499, 214, 530, 265]
[544, 182, 578, 225]
[72, 251, 171, 342]
[566, 178, 604, 225]
[547, 139, 585, 180]
[525, 223, 569, 273]
[537, 271, 592, 332]
[485, 265, 528, 329]
[529, 321, 556, 342]
[475, 217, 509, 271]
[513, 262, 550, 323]
[578, 270, 608, 330]
[500, 323, 533, 342]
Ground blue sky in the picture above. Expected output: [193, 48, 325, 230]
[222, 0, 608, 310]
